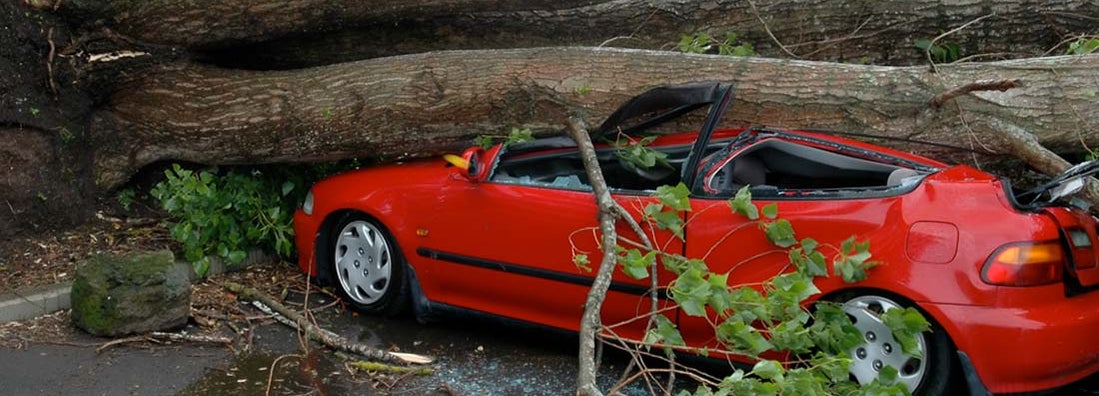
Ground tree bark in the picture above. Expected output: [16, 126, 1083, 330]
[61, 0, 600, 49]
[569, 117, 615, 396]
[63, 0, 1099, 68]
[92, 47, 1099, 189]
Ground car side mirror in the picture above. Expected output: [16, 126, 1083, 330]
[444, 147, 489, 183]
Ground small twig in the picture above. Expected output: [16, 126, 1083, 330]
[149, 331, 232, 345]
[226, 281, 432, 365]
[94, 211, 162, 226]
[1043, 34, 1099, 56]
[745, 0, 798, 58]
[95, 335, 153, 353]
[598, 36, 637, 47]
[952, 52, 1018, 64]
[347, 360, 434, 375]
[794, 16, 874, 58]
[46, 28, 59, 99]
[928, 79, 1021, 108]
[600, 8, 658, 48]
[925, 13, 995, 72]
[94, 331, 232, 354]
[266, 354, 302, 396]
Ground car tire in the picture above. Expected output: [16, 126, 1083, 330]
[837, 292, 957, 396]
[328, 214, 409, 316]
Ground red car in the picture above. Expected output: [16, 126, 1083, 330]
[294, 82, 1099, 395]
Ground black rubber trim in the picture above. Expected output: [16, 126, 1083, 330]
[416, 248, 666, 299]
[957, 351, 992, 396]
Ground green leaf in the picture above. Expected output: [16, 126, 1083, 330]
[729, 186, 758, 220]
[764, 219, 797, 248]
[809, 352, 852, 384]
[474, 135, 495, 149]
[717, 320, 773, 355]
[761, 203, 778, 219]
[881, 307, 931, 358]
[193, 258, 210, 278]
[840, 236, 855, 253]
[806, 251, 829, 277]
[505, 127, 534, 145]
[800, 238, 818, 254]
[727, 286, 769, 323]
[281, 181, 294, 196]
[914, 38, 931, 50]
[572, 254, 591, 272]
[809, 303, 864, 355]
[642, 314, 685, 354]
[834, 258, 867, 283]
[768, 320, 812, 353]
[620, 248, 654, 280]
[728, 43, 755, 57]
[656, 183, 692, 211]
[671, 267, 711, 317]
[878, 365, 899, 386]
[615, 135, 670, 171]
[750, 360, 784, 381]
[770, 272, 821, 302]
[227, 250, 247, 264]
[651, 210, 685, 240]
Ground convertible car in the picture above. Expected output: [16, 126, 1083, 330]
[294, 82, 1099, 395]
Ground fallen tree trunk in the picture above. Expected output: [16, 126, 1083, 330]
[91, 47, 1099, 189]
[61, 0, 1099, 68]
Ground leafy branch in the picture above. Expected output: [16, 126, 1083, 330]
[579, 182, 929, 395]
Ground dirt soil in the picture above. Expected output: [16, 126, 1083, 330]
[0, 214, 176, 294]
[0, 1, 102, 239]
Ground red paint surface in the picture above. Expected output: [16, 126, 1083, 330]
[294, 129, 1099, 393]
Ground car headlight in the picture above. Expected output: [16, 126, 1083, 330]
[302, 190, 314, 215]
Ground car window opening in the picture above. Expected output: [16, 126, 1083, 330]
[491, 144, 696, 192]
[705, 139, 924, 195]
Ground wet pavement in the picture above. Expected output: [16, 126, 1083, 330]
[4, 296, 1099, 395]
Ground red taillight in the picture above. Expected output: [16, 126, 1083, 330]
[981, 241, 1065, 286]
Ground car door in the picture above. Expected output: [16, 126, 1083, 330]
[419, 178, 681, 340]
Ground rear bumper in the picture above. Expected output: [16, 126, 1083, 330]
[926, 290, 1099, 394]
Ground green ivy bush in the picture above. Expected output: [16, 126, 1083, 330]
[151, 162, 359, 276]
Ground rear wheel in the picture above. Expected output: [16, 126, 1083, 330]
[840, 294, 956, 396]
[330, 214, 408, 315]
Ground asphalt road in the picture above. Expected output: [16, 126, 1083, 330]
[3, 299, 1099, 395]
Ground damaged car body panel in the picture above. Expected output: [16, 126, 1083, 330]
[293, 82, 1099, 395]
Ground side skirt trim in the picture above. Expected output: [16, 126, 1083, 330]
[416, 248, 665, 299]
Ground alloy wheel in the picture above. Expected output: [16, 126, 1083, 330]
[843, 295, 928, 392]
[334, 220, 392, 305]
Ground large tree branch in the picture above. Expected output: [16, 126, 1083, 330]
[60, 0, 1099, 67]
[569, 117, 615, 396]
[92, 47, 1099, 189]
[975, 116, 1099, 208]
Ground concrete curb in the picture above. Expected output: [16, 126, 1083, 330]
[0, 282, 72, 323]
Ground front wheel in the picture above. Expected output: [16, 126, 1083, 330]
[841, 294, 956, 396]
[330, 214, 408, 315]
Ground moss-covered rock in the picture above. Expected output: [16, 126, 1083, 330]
[71, 250, 191, 336]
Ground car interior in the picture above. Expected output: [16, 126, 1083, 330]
[490, 143, 692, 191]
[490, 136, 924, 195]
[703, 138, 920, 193]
